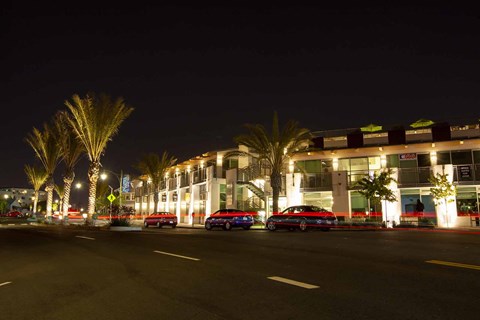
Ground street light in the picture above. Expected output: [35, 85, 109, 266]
[107, 185, 114, 221]
[101, 169, 123, 209]
[75, 182, 82, 211]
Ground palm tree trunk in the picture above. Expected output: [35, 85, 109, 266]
[270, 171, 282, 214]
[45, 177, 54, 219]
[33, 190, 39, 214]
[153, 184, 159, 213]
[62, 175, 74, 216]
[87, 161, 100, 223]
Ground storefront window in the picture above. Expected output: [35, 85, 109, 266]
[387, 154, 400, 168]
[451, 150, 472, 165]
[437, 151, 451, 165]
[303, 192, 333, 211]
[417, 153, 431, 167]
[456, 187, 477, 216]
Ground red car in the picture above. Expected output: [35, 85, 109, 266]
[143, 212, 177, 228]
[3, 210, 24, 218]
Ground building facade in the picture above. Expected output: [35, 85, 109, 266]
[132, 120, 480, 229]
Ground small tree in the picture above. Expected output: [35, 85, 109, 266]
[356, 168, 397, 225]
[429, 172, 456, 228]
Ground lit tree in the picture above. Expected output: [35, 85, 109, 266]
[356, 168, 397, 213]
[25, 122, 62, 219]
[429, 172, 456, 228]
[134, 151, 177, 214]
[53, 111, 85, 216]
[226, 111, 313, 214]
[356, 168, 397, 226]
[64, 92, 134, 223]
[24, 164, 48, 214]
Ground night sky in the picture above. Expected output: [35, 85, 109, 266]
[2, 2, 480, 189]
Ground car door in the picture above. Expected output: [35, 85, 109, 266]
[287, 206, 305, 227]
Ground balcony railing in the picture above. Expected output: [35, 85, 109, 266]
[299, 173, 333, 191]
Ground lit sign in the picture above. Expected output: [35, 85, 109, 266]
[399, 153, 416, 160]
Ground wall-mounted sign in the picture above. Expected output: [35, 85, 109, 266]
[399, 153, 417, 160]
[459, 165, 471, 178]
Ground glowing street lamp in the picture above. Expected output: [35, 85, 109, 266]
[101, 169, 123, 208]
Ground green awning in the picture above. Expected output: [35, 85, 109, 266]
[360, 123, 383, 132]
[410, 119, 434, 128]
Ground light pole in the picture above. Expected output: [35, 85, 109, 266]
[107, 185, 113, 221]
[101, 169, 123, 209]
[75, 182, 82, 211]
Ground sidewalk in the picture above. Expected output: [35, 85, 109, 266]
[175, 222, 267, 230]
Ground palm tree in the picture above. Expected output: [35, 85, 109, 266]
[54, 183, 65, 213]
[25, 122, 62, 219]
[226, 111, 313, 214]
[24, 164, 48, 214]
[64, 92, 134, 222]
[134, 151, 177, 214]
[53, 110, 85, 216]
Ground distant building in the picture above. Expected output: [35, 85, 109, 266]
[0, 187, 47, 212]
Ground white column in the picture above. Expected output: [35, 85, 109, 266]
[382, 168, 401, 228]
[433, 164, 457, 228]
[286, 173, 302, 207]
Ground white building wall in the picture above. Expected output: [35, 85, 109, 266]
[332, 171, 349, 217]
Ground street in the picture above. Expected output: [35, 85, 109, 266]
[1, 224, 479, 320]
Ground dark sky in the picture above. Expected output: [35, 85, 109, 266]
[2, 2, 480, 188]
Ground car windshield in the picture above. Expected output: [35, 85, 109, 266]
[282, 206, 329, 214]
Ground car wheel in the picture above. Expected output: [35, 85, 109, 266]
[267, 221, 276, 231]
[172, 224, 177, 228]
[156, 222, 162, 228]
[223, 221, 232, 231]
[205, 221, 212, 230]
[144, 221, 148, 228]
[243, 226, 251, 230]
[299, 219, 307, 232]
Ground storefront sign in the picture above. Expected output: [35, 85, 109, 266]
[399, 153, 416, 160]
[459, 165, 471, 178]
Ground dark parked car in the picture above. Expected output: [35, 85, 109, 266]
[266, 205, 338, 231]
[143, 212, 177, 228]
[205, 209, 254, 231]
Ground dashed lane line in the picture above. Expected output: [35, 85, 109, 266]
[75, 236, 95, 240]
[426, 260, 480, 271]
[268, 276, 319, 289]
[153, 250, 200, 261]
[0, 282, 12, 287]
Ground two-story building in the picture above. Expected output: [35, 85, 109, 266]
[132, 119, 480, 229]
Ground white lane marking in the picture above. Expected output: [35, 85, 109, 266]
[153, 250, 200, 261]
[426, 260, 480, 271]
[268, 276, 319, 289]
[75, 236, 95, 240]
[0, 282, 12, 287]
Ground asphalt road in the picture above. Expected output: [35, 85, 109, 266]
[1, 224, 479, 320]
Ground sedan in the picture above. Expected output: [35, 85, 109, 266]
[266, 205, 338, 232]
[2, 210, 24, 218]
[143, 212, 177, 228]
[204, 209, 254, 231]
